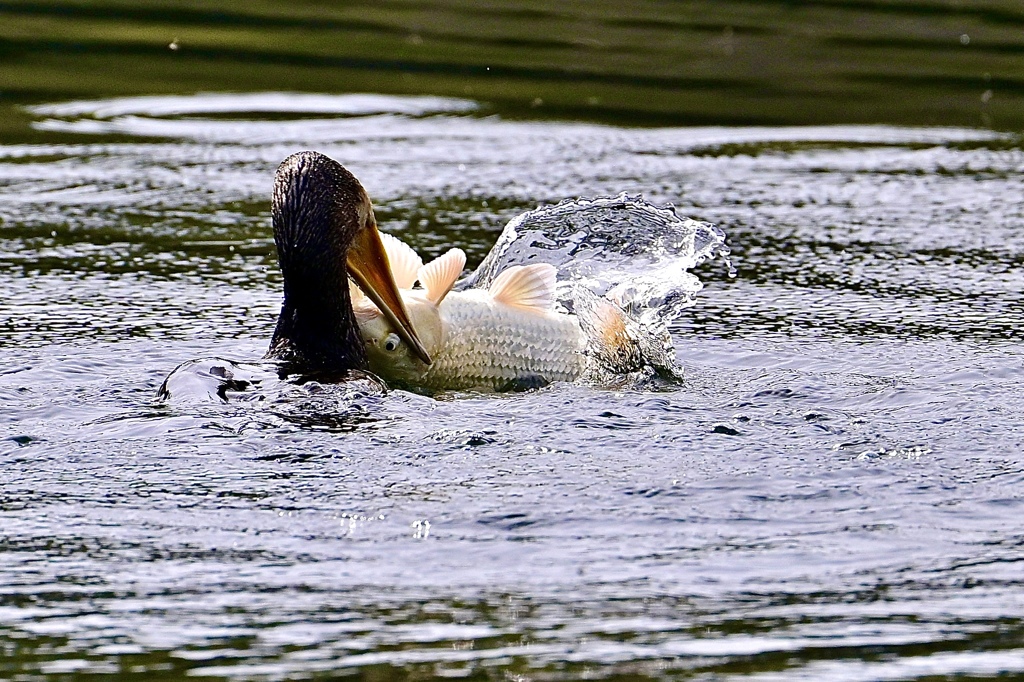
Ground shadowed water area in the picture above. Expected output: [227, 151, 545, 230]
[2, 2, 1024, 681]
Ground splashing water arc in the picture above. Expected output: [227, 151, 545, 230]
[463, 193, 732, 326]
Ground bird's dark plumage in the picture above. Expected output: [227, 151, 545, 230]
[267, 151, 374, 372]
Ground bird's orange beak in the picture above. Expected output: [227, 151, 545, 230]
[347, 220, 433, 365]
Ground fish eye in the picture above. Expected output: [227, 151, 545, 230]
[383, 333, 401, 352]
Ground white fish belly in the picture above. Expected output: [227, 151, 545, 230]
[424, 293, 586, 391]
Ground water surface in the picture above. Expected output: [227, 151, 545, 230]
[1, 94, 1023, 680]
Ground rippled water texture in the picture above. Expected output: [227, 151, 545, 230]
[2, 95, 1024, 680]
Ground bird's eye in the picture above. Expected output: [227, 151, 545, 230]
[383, 333, 401, 352]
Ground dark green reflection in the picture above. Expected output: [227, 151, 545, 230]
[0, 0, 1022, 138]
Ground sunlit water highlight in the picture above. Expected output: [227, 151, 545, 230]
[1, 93, 1023, 680]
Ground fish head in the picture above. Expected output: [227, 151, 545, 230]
[357, 292, 443, 384]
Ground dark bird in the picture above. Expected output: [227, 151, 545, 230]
[266, 150, 431, 373]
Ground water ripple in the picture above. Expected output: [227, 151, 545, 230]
[1, 93, 1022, 679]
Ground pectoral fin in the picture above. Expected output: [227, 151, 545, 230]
[419, 248, 466, 305]
[488, 263, 556, 312]
[380, 232, 423, 290]
[351, 233, 421, 320]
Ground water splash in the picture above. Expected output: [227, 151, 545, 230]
[156, 357, 395, 430]
[461, 193, 732, 327]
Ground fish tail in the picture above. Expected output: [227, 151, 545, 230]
[573, 286, 677, 375]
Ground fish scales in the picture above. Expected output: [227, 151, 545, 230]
[356, 239, 640, 392]
[424, 290, 586, 390]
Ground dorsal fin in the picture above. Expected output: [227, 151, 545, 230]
[418, 248, 466, 305]
[488, 263, 556, 312]
[380, 232, 423, 290]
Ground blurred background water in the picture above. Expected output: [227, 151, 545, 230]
[1, 0, 1023, 133]
[1, 2, 1024, 680]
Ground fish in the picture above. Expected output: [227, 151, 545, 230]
[352, 233, 650, 392]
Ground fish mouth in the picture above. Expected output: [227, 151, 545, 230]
[347, 221, 433, 365]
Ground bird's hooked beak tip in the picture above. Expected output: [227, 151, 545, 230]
[347, 219, 433, 365]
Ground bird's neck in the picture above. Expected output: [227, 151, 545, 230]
[268, 264, 368, 373]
